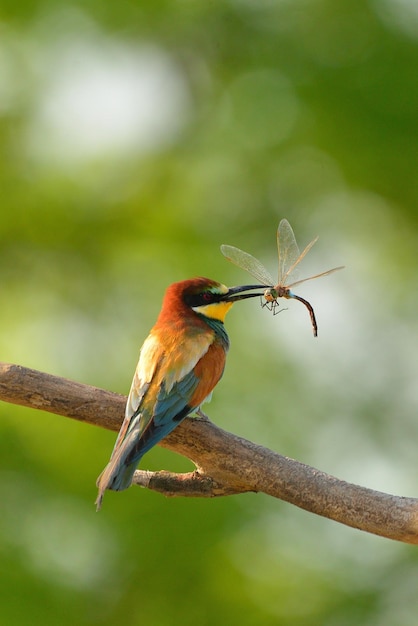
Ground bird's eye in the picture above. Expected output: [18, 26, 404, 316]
[183, 290, 219, 308]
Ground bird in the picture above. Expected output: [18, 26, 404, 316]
[95, 277, 263, 510]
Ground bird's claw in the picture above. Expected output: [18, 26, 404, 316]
[195, 408, 210, 421]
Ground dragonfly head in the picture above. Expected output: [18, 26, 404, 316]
[264, 287, 278, 302]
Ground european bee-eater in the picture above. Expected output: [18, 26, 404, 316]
[95, 277, 263, 509]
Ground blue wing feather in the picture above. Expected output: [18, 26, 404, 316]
[125, 369, 200, 465]
[95, 369, 200, 508]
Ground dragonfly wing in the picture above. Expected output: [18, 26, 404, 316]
[287, 265, 345, 289]
[221, 244, 274, 286]
[277, 219, 302, 284]
[279, 219, 320, 286]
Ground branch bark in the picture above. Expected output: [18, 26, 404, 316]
[0, 361, 417, 544]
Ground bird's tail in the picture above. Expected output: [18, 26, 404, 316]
[95, 460, 138, 511]
[95, 417, 142, 511]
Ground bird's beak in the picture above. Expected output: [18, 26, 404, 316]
[222, 284, 267, 302]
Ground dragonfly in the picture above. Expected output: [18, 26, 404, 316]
[221, 218, 344, 337]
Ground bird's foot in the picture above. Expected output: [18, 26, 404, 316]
[195, 408, 210, 421]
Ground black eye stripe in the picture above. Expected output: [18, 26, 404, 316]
[184, 291, 221, 307]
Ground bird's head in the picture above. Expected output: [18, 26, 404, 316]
[164, 277, 264, 323]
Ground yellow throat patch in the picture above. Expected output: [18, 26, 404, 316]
[192, 301, 233, 322]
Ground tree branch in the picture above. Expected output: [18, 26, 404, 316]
[0, 361, 417, 544]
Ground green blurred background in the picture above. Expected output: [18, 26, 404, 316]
[0, 1, 417, 624]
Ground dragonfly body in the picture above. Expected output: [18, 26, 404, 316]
[263, 285, 318, 334]
[221, 219, 344, 337]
